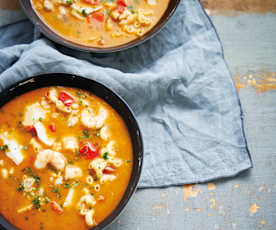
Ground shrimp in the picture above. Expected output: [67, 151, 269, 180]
[34, 149, 66, 171]
[81, 106, 108, 129]
[100, 125, 110, 141]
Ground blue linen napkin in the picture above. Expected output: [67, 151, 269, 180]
[0, 0, 252, 188]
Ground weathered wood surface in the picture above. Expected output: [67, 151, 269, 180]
[1, 0, 276, 229]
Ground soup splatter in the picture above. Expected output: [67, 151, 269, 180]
[0, 87, 132, 230]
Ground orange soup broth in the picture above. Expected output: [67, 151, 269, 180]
[0, 87, 133, 230]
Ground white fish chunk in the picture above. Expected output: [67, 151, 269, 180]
[65, 165, 82, 180]
[62, 136, 78, 152]
[0, 134, 24, 165]
[23, 102, 46, 127]
[34, 122, 54, 146]
[81, 106, 108, 129]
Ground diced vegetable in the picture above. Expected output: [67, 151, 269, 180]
[79, 142, 99, 160]
[50, 201, 63, 215]
[58, 91, 74, 106]
[25, 125, 37, 135]
[103, 166, 115, 174]
[49, 123, 56, 132]
[83, 0, 100, 5]
[117, 0, 127, 7]
[91, 12, 105, 22]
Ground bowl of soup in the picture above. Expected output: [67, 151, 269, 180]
[19, 0, 180, 52]
[0, 73, 143, 230]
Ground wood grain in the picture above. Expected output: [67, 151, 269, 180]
[201, 0, 276, 15]
[0, 0, 21, 10]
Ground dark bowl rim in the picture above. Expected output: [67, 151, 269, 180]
[19, 0, 180, 53]
[0, 73, 144, 230]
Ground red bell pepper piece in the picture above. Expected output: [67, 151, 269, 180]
[79, 142, 99, 160]
[83, 0, 99, 5]
[103, 166, 115, 174]
[58, 91, 74, 106]
[117, 0, 127, 7]
[25, 125, 37, 135]
[49, 123, 56, 132]
[87, 12, 105, 23]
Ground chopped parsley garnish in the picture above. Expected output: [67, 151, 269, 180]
[21, 167, 40, 186]
[0, 144, 8, 152]
[39, 117, 43, 122]
[103, 152, 109, 160]
[76, 91, 86, 99]
[64, 183, 71, 189]
[127, 6, 136, 14]
[32, 197, 41, 209]
[34, 176, 40, 183]
[17, 183, 24, 192]
[52, 188, 62, 198]
[126, 160, 131, 163]
[82, 9, 88, 17]
[25, 216, 29, 221]
[18, 112, 23, 117]
[66, 0, 73, 5]
[82, 129, 90, 138]
[23, 146, 28, 151]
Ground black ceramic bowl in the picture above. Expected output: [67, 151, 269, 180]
[0, 73, 143, 230]
[19, 0, 180, 53]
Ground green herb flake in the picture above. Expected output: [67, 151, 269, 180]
[66, 0, 73, 5]
[32, 197, 41, 210]
[82, 9, 88, 17]
[25, 216, 29, 221]
[39, 117, 43, 122]
[52, 188, 58, 193]
[126, 160, 131, 163]
[17, 183, 25, 192]
[103, 152, 109, 160]
[64, 183, 71, 189]
[23, 146, 28, 151]
[0, 144, 8, 152]
[82, 129, 90, 138]
[34, 176, 40, 183]
[18, 112, 23, 117]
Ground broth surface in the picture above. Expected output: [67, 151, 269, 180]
[32, 0, 169, 47]
[0, 87, 132, 230]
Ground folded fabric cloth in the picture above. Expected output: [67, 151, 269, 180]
[0, 0, 252, 188]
